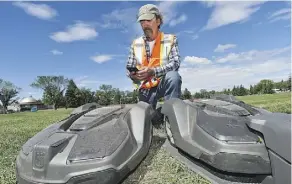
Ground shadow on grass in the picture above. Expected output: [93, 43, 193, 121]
[121, 134, 166, 184]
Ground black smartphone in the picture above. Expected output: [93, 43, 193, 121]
[127, 67, 139, 73]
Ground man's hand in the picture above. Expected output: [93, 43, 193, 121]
[130, 67, 155, 81]
[136, 67, 155, 80]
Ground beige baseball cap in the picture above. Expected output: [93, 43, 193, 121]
[137, 4, 160, 22]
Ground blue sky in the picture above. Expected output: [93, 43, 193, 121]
[0, 1, 291, 100]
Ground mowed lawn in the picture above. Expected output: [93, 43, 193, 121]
[236, 92, 291, 113]
[0, 92, 290, 184]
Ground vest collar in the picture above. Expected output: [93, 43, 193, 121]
[142, 31, 162, 42]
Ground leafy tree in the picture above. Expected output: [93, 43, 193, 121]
[65, 79, 80, 108]
[256, 79, 275, 94]
[119, 90, 136, 104]
[131, 89, 139, 103]
[0, 79, 21, 113]
[193, 92, 201, 98]
[77, 87, 96, 105]
[232, 85, 237, 96]
[30, 76, 69, 110]
[274, 80, 287, 91]
[113, 89, 122, 104]
[200, 89, 210, 98]
[182, 88, 192, 99]
[238, 84, 248, 96]
[227, 88, 231, 94]
[287, 75, 291, 91]
[249, 85, 254, 95]
[95, 84, 115, 106]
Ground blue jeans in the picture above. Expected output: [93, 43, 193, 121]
[138, 71, 182, 108]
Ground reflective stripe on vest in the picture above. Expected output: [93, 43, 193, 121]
[132, 32, 174, 89]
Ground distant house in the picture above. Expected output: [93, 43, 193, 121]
[272, 88, 281, 93]
[19, 96, 47, 111]
[7, 101, 21, 112]
[0, 101, 20, 113]
[272, 88, 289, 93]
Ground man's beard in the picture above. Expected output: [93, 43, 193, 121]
[143, 27, 153, 38]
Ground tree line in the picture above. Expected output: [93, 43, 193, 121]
[182, 76, 291, 99]
[0, 75, 291, 113]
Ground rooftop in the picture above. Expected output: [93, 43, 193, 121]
[19, 96, 38, 104]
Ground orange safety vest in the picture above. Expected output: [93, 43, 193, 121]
[132, 31, 175, 89]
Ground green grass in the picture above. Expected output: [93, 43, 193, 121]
[236, 92, 291, 113]
[0, 92, 290, 184]
[0, 109, 73, 184]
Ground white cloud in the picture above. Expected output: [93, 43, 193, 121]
[176, 29, 199, 40]
[179, 46, 291, 92]
[98, 7, 143, 39]
[214, 44, 237, 52]
[191, 34, 199, 40]
[90, 53, 125, 64]
[169, 14, 187, 27]
[98, 1, 185, 36]
[216, 53, 241, 63]
[183, 56, 211, 65]
[50, 22, 98, 43]
[215, 46, 290, 63]
[74, 76, 106, 89]
[13, 2, 57, 20]
[50, 49, 63, 55]
[90, 55, 113, 64]
[157, 1, 186, 27]
[202, 1, 265, 30]
[177, 30, 195, 35]
[100, 7, 137, 31]
[268, 8, 291, 22]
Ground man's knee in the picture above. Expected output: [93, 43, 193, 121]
[165, 71, 182, 86]
[160, 71, 182, 100]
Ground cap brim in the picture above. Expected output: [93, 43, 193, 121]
[137, 13, 155, 22]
